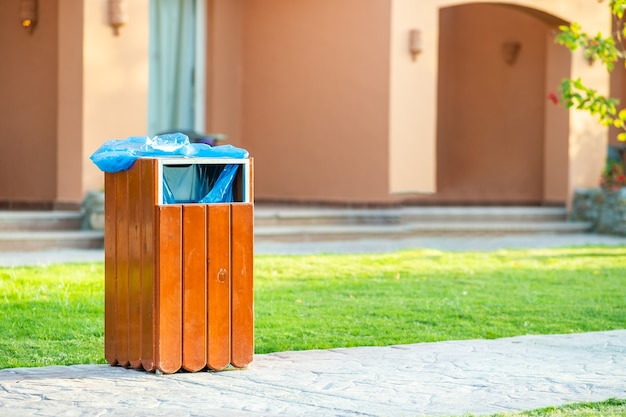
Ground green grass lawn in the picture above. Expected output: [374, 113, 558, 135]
[254, 246, 626, 353]
[0, 262, 104, 368]
[0, 246, 625, 369]
[482, 398, 626, 417]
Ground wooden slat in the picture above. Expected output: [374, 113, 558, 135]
[206, 204, 232, 370]
[127, 162, 142, 369]
[182, 205, 208, 372]
[115, 169, 130, 367]
[140, 159, 157, 372]
[155, 205, 183, 374]
[104, 172, 117, 366]
[230, 203, 254, 368]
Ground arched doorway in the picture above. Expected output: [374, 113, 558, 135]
[434, 3, 569, 205]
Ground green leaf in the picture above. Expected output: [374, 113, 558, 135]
[573, 78, 585, 89]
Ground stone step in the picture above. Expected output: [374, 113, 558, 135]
[0, 211, 101, 252]
[0, 206, 592, 251]
[253, 205, 593, 241]
[0, 230, 104, 252]
[399, 206, 569, 222]
[0, 211, 83, 231]
[254, 206, 569, 226]
[254, 220, 593, 242]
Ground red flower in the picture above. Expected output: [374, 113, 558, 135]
[547, 92, 559, 105]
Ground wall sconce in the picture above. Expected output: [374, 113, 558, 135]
[108, 0, 128, 36]
[409, 29, 422, 61]
[502, 41, 521, 65]
[19, 0, 38, 33]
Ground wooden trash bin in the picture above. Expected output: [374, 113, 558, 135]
[103, 157, 254, 373]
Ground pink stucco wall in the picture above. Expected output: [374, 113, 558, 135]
[215, 0, 574, 205]
[241, 0, 394, 204]
[0, 0, 59, 207]
[0, 0, 149, 208]
[0, 0, 611, 208]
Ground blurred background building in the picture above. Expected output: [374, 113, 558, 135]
[0, 0, 621, 209]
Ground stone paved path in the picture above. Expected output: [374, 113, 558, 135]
[0, 331, 625, 416]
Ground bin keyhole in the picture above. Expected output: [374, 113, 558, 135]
[217, 268, 227, 283]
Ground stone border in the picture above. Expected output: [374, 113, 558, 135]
[81, 190, 105, 230]
[571, 188, 626, 236]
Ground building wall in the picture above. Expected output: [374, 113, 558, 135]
[388, 0, 437, 196]
[0, 0, 59, 207]
[56, 0, 84, 207]
[208, 0, 436, 204]
[233, 0, 609, 205]
[420, 0, 610, 206]
[544, 31, 571, 204]
[241, 0, 394, 204]
[0, 0, 614, 208]
[205, 0, 244, 148]
[0, 0, 149, 208]
[81, 0, 150, 198]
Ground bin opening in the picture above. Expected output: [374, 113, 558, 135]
[158, 158, 250, 205]
[163, 164, 238, 204]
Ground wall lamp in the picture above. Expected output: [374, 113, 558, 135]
[409, 29, 422, 61]
[502, 41, 522, 65]
[19, 0, 38, 33]
[108, 0, 128, 36]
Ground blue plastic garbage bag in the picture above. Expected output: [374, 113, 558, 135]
[90, 133, 249, 204]
[199, 164, 239, 203]
[89, 136, 150, 173]
[90, 133, 248, 173]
